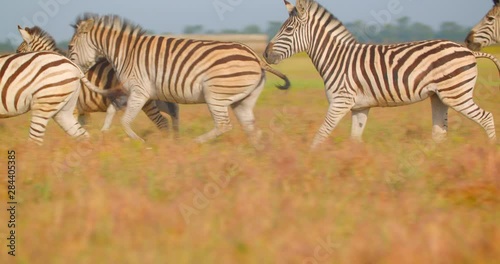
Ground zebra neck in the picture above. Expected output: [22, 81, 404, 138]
[307, 24, 357, 78]
[495, 20, 500, 43]
[98, 31, 141, 76]
[43, 43, 61, 54]
[47, 42, 64, 55]
[38, 38, 65, 56]
[304, 3, 357, 77]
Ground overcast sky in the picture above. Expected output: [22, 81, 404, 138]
[1, 0, 493, 44]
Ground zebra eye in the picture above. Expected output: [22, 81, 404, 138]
[487, 16, 495, 22]
[285, 26, 294, 33]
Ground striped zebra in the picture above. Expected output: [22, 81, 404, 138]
[0, 52, 93, 144]
[16, 25, 180, 133]
[466, 0, 500, 51]
[68, 14, 290, 144]
[264, 0, 497, 149]
[463, 0, 500, 84]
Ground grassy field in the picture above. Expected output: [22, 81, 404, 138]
[0, 51, 499, 264]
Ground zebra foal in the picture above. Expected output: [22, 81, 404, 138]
[264, 0, 497, 149]
[0, 52, 92, 144]
[16, 25, 180, 133]
[68, 14, 290, 145]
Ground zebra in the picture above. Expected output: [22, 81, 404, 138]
[16, 25, 180, 133]
[466, 0, 500, 51]
[67, 14, 290, 145]
[462, 0, 500, 88]
[264, 0, 497, 149]
[0, 51, 96, 144]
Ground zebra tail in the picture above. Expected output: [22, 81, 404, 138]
[473, 51, 500, 77]
[80, 76, 128, 104]
[260, 60, 291, 90]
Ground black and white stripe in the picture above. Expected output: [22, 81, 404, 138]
[466, 0, 500, 51]
[0, 52, 90, 143]
[68, 14, 290, 144]
[17, 25, 180, 133]
[265, 0, 496, 148]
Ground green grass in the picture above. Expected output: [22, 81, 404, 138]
[0, 53, 499, 264]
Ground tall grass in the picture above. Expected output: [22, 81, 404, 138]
[0, 53, 498, 264]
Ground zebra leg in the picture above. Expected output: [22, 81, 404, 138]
[311, 99, 354, 150]
[168, 103, 180, 135]
[168, 103, 180, 126]
[78, 113, 87, 126]
[73, 106, 80, 121]
[52, 90, 89, 140]
[445, 95, 496, 142]
[142, 100, 170, 133]
[53, 110, 89, 140]
[195, 103, 232, 144]
[430, 94, 449, 143]
[74, 104, 87, 126]
[28, 110, 52, 145]
[350, 108, 370, 142]
[101, 104, 117, 131]
[231, 82, 265, 148]
[156, 100, 180, 135]
[121, 91, 149, 141]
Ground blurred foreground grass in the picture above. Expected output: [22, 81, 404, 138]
[0, 52, 498, 264]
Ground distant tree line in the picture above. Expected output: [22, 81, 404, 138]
[184, 17, 471, 44]
[0, 16, 472, 53]
[344, 17, 470, 43]
[0, 41, 13, 53]
[182, 17, 470, 44]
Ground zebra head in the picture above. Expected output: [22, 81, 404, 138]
[68, 17, 101, 72]
[264, 0, 313, 64]
[16, 25, 62, 54]
[465, 0, 500, 51]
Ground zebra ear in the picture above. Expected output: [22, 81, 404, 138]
[18, 25, 32, 43]
[77, 19, 95, 34]
[284, 0, 295, 15]
[495, 0, 499, 6]
[296, 0, 312, 17]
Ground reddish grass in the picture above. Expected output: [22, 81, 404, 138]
[0, 55, 498, 263]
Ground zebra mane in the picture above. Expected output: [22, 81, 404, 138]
[22, 26, 65, 54]
[25, 26, 57, 45]
[74, 13, 147, 37]
[309, 1, 340, 22]
[290, 0, 341, 24]
[304, 1, 356, 43]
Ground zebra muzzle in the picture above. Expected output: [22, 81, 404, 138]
[464, 32, 481, 51]
[263, 43, 280, 64]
